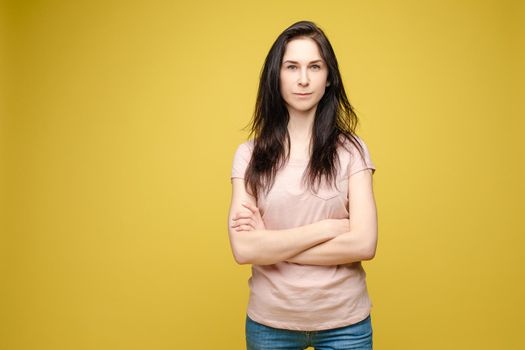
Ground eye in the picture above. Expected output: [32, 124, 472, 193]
[311, 65, 321, 70]
[286, 65, 297, 70]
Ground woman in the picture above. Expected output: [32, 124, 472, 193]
[228, 20, 378, 349]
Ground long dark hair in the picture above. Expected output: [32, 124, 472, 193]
[243, 20, 368, 200]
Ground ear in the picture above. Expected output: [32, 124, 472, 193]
[326, 81, 331, 87]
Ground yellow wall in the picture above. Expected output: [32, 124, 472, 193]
[2, 0, 523, 349]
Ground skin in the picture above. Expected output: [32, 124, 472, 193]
[227, 37, 377, 266]
[279, 37, 330, 158]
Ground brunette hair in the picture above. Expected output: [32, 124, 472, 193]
[243, 20, 368, 200]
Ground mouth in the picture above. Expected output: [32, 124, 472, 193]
[294, 93, 313, 96]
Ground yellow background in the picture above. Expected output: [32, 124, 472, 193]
[1, 0, 524, 349]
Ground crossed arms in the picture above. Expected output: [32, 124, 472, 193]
[227, 168, 378, 266]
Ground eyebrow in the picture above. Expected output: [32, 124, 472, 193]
[282, 59, 324, 64]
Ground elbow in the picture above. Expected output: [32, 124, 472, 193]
[228, 229, 251, 265]
[229, 230, 273, 265]
[357, 230, 377, 261]
[232, 246, 250, 265]
[234, 256, 248, 265]
[233, 248, 271, 265]
[230, 240, 253, 265]
[363, 248, 376, 261]
[229, 228, 267, 265]
[363, 239, 377, 261]
[233, 252, 251, 265]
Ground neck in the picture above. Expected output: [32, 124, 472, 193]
[287, 108, 316, 143]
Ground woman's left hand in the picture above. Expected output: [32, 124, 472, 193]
[231, 202, 266, 231]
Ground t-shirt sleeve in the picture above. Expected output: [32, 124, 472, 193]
[348, 136, 376, 177]
[231, 142, 252, 180]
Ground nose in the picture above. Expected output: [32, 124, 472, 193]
[298, 67, 309, 86]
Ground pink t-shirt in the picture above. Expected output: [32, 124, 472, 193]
[230, 135, 376, 331]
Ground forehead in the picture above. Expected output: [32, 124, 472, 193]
[282, 37, 324, 62]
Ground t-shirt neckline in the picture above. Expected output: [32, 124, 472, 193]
[287, 157, 308, 165]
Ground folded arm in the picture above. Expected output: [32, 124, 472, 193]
[228, 178, 349, 265]
[230, 219, 337, 266]
[228, 168, 377, 266]
[284, 229, 374, 265]
[285, 169, 378, 265]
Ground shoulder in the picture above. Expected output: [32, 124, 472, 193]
[232, 139, 255, 170]
[337, 133, 376, 175]
[237, 139, 255, 151]
[337, 133, 369, 155]
[231, 139, 256, 185]
[233, 139, 255, 159]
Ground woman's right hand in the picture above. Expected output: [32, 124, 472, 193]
[231, 202, 266, 232]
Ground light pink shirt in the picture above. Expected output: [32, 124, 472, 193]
[231, 135, 376, 331]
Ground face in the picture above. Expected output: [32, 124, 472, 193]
[279, 37, 330, 115]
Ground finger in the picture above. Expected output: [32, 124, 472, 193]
[233, 210, 254, 220]
[240, 202, 255, 214]
[234, 211, 255, 219]
[231, 218, 256, 228]
[233, 217, 257, 227]
[235, 224, 255, 231]
[242, 202, 259, 214]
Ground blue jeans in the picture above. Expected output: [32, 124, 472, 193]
[245, 314, 373, 349]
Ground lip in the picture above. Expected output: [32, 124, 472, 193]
[294, 92, 313, 96]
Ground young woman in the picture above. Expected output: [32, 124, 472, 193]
[228, 20, 378, 349]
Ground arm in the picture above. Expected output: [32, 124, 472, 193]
[285, 168, 378, 265]
[227, 178, 347, 265]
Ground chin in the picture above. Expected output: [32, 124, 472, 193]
[290, 105, 317, 113]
